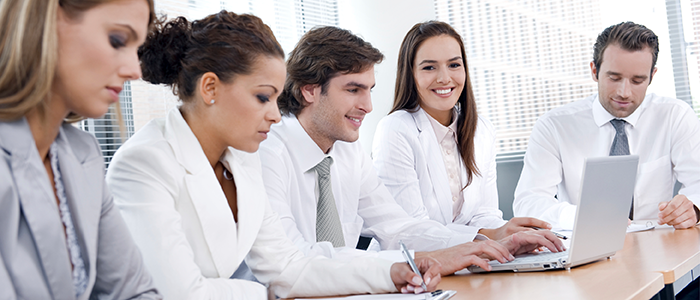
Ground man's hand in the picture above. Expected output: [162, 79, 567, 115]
[390, 256, 441, 294]
[478, 217, 552, 240]
[658, 195, 700, 229]
[496, 230, 566, 256]
[416, 240, 514, 275]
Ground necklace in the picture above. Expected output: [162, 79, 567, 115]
[223, 168, 233, 181]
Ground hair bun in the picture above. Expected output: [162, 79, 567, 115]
[139, 16, 191, 85]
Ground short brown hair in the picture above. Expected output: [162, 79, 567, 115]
[139, 11, 284, 101]
[593, 22, 659, 79]
[278, 26, 384, 116]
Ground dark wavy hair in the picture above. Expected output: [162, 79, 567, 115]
[391, 21, 480, 187]
[138, 10, 284, 101]
[278, 26, 384, 116]
[593, 22, 659, 80]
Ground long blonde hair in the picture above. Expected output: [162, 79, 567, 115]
[0, 0, 156, 122]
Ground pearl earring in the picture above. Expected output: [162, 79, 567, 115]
[210, 99, 215, 104]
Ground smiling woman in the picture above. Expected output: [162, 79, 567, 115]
[0, 0, 160, 299]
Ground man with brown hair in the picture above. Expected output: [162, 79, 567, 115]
[258, 26, 564, 278]
[514, 22, 700, 230]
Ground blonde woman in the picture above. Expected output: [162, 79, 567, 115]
[0, 0, 159, 299]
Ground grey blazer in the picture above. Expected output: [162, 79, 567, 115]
[0, 118, 160, 300]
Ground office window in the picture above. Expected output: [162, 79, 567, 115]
[79, 0, 338, 168]
[436, 0, 700, 158]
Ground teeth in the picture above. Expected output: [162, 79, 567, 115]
[435, 88, 451, 95]
[348, 117, 360, 122]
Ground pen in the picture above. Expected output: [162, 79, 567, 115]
[399, 240, 427, 291]
[533, 227, 568, 240]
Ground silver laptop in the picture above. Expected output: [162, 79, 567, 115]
[469, 155, 639, 273]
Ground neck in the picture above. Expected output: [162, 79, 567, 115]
[423, 106, 453, 127]
[180, 107, 227, 168]
[297, 112, 333, 154]
[25, 97, 70, 161]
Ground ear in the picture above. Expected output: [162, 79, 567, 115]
[649, 67, 658, 85]
[300, 84, 322, 105]
[590, 61, 599, 82]
[198, 72, 219, 105]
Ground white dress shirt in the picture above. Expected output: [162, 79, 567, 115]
[106, 109, 396, 299]
[258, 116, 474, 259]
[514, 93, 700, 230]
[372, 108, 506, 232]
[426, 109, 465, 220]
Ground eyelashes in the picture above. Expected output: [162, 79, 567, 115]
[109, 34, 126, 49]
[257, 95, 270, 103]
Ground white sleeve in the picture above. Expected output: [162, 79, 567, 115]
[107, 146, 268, 300]
[247, 199, 397, 298]
[513, 117, 577, 230]
[359, 144, 473, 251]
[372, 117, 482, 238]
[672, 104, 700, 207]
[465, 121, 507, 229]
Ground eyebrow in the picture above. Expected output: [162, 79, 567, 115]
[258, 84, 279, 93]
[115, 24, 139, 41]
[605, 71, 648, 80]
[417, 56, 462, 65]
[345, 81, 375, 90]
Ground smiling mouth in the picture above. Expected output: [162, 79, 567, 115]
[434, 88, 453, 95]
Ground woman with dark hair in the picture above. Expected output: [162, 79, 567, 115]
[372, 21, 551, 241]
[0, 0, 160, 299]
[106, 11, 440, 299]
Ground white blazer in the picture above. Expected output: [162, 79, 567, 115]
[372, 108, 506, 233]
[106, 108, 396, 300]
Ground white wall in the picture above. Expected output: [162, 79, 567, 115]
[337, 0, 435, 155]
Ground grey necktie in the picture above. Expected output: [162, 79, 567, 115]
[609, 119, 634, 219]
[312, 157, 345, 247]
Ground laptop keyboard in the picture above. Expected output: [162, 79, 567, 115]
[495, 250, 569, 265]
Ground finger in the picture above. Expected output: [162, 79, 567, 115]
[466, 256, 493, 271]
[511, 217, 552, 229]
[516, 231, 561, 254]
[675, 217, 698, 230]
[479, 240, 514, 263]
[659, 196, 687, 219]
[658, 201, 669, 211]
[660, 202, 692, 225]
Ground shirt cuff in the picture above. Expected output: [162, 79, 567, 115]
[558, 205, 577, 230]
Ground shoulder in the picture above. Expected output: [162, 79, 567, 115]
[644, 94, 696, 116]
[476, 115, 496, 137]
[375, 110, 419, 140]
[535, 94, 596, 129]
[108, 118, 180, 179]
[61, 123, 102, 163]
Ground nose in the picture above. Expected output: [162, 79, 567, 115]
[119, 50, 142, 80]
[436, 67, 451, 84]
[267, 99, 282, 124]
[358, 91, 373, 114]
[616, 79, 632, 99]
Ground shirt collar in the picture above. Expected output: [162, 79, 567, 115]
[591, 94, 647, 128]
[278, 115, 332, 173]
[425, 108, 458, 143]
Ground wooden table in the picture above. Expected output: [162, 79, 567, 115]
[435, 226, 700, 300]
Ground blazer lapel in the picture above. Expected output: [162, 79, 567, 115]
[0, 119, 74, 299]
[165, 109, 239, 278]
[222, 149, 264, 266]
[411, 110, 454, 224]
[55, 125, 101, 282]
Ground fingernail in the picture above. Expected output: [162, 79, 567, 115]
[407, 285, 415, 292]
[412, 276, 423, 285]
[509, 254, 515, 260]
[425, 276, 431, 285]
[401, 287, 408, 293]
[415, 287, 424, 294]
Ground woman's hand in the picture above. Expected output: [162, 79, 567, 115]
[390, 256, 441, 294]
[478, 217, 551, 240]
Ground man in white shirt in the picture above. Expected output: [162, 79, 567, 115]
[259, 26, 564, 275]
[514, 22, 700, 230]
